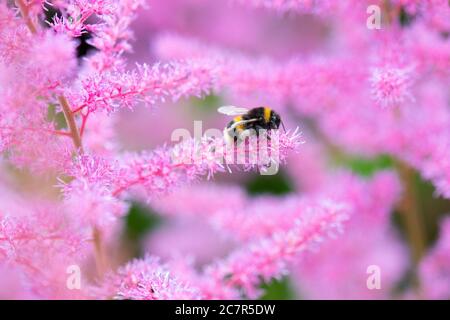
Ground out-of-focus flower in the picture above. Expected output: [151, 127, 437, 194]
[200, 200, 349, 299]
[145, 218, 236, 265]
[0, 185, 90, 299]
[0, 0, 449, 301]
[229, 0, 340, 14]
[370, 66, 415, 108]
[291, 171, 407, 299]
[61, 154, 128, 234]
[419, 217, 450, 299]
[98, 255, 201, 300]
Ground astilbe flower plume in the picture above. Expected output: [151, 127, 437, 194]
[68, 61, 217, 114]
[150, 169, 406, 299]
[112, 128, 302, 198]
[108, 196, 349, 299]
[98, 256, 201, 300]
[199, 201, 349, 299]
[0, 0, 449, 301]
[0, 182, 90, 299]
[229, 0, 340, 14]
[153, 17, 450, 199]
[292, 171, 408, 299]
[370, 66, 415, 108]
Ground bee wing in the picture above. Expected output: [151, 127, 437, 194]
[217, 105, 250, 116]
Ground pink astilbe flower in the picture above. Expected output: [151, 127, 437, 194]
[0, 264, 34, 299]
[229, 0, 339, 14]
[152, 29, 450, 200]
[152, 170, 403, 299]
[0, 3, 32, 64]
[292, 171, 407, 299]
[418, 140, 450, 199]
[151, 184, 248, 219]
[370, 66, 415, 108]
[210, 198, 348, 243]
[29, 31, 78, 82]
[0, 185, 90, 299]
[51, 0, 145, 72]
[118, 196, 349, 300]
[0, 95, 74, 172]
[153, 33, 362, 110]
[145, 218, 236, 265]
[98, 255, 201, 300]
[57, 129, 301, 228]
[51, 0, 117, 37]
[199, 201, 349, 299]
[113, 129, 302, 198]
[82, 112, 119, 155]
[419, 217, 450, 299]
[287, 140, 328, 192]
[292, 223, 407, 299]
[61, 154, 128, 233]
[1, 0, 449, 302]
[152, 170, 400, 244]
[86, 0, 146, 71]
[418, 0, 450, 32]
[153, 183, 346, 242]
[68, 61, 216, 114]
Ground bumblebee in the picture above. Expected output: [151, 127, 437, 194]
[218, 105, 285, 144]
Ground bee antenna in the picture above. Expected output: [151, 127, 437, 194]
[281, 120, 286, 133]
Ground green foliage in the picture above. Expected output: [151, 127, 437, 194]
[245, 169, 294, 195]
[333, 153, 394, 177]
[409, 171, 450, 247]
[125, 202, 161, 241]
[259, 277, 296, 300]
[46, 103, 67, 129]
[46, 103, 57, 122]
[123, 202, 162, 258]
[190, 94, 223, 114]
[398, 6, 415, 27]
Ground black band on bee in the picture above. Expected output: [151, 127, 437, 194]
[225, 106, 282, 142]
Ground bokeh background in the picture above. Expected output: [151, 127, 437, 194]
[106, 1, 450, 299]
[1, 0, 449, 300]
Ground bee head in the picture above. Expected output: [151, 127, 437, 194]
[270, 111, 281, 129]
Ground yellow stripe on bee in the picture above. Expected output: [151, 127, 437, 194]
[233, 115, 244, 130]
[263, 107, 271, 123]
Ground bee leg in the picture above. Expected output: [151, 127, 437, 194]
[254, 125, 264, 137]
[224, 127, 241, 146]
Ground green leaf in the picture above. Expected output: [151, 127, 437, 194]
[398, 6, 415, 27]
[122, 202, 162, 259]
[190, 94, 222, 114]
[54, 112, 68, 130]
[333, 153, 394, 177]
[259, 277, 296, 300]
[46, 103, 57, 122]
[245, 169, 294, 195]
[46, 103, 68, 129]
[125, 202, 161, 241]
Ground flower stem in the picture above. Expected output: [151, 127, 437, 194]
[92, 227, 108, 278]
[15, 0, 37, 34]
[396, 161, 426, 263]
[395, 161, 427, 295]
[58, 95, 83, 153]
